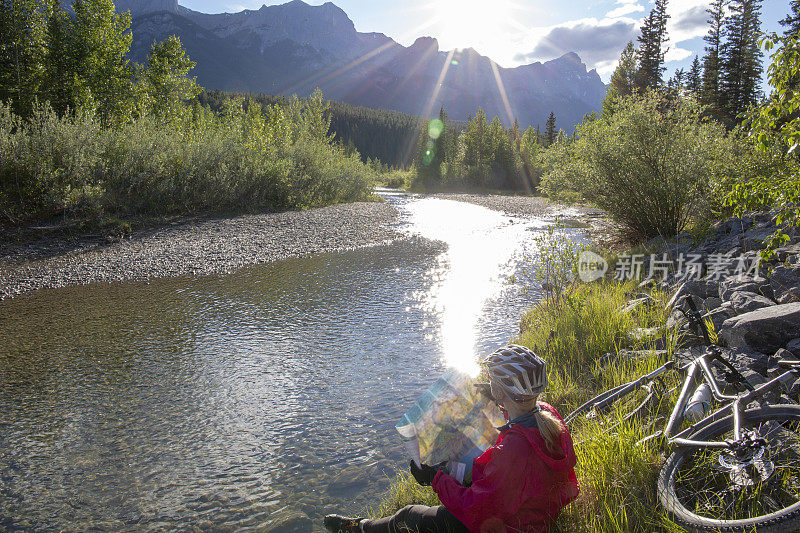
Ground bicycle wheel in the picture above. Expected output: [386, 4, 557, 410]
[658, 405, 800, 533]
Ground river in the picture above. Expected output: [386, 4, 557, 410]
[0, 191, 588, 532]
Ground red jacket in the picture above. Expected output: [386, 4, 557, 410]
[431, 403, 579, 533]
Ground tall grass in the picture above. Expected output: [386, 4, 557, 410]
[371, 279, 690, 531]
[0, 92, 377, 223]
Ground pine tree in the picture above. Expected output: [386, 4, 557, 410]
[667, 68, 685, 93]
[781, 1, 800, 36]
[636, 0, 670, 89]
[545, 112, 557, 146]
[701, 0, 727, 115]
[720, 0, 763, 121]
[602, 41, 638, 115]
[686, 55, 702, 98]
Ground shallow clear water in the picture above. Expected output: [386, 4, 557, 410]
[0, 192, 586, 532]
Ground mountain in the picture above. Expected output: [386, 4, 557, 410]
[122, 0, 606, 129]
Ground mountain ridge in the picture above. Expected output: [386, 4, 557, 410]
[119, 0, 606, 129]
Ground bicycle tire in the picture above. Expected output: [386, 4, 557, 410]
[658, 405, 800, 533]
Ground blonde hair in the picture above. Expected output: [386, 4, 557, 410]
[514, 394, 566, 456]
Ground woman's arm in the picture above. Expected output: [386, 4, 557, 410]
[432, 435, 534, 532]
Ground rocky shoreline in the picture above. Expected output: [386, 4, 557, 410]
[615, 212, 800, 395]
[0, 202, 400, 300]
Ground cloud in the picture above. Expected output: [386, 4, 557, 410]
[672, 5, 708, 33]
[514, 19, 638, 69]
[606, 3, 644, 19]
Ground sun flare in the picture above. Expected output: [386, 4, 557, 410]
[432, 0, 521, 55]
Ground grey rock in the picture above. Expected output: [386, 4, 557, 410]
[718, 276, 771, 301]
[741, 226, 778, 252]
[786, 338, 800, 357]
[719, 302, 800, 354]
[775, 243, 800, 263]
[703, 306, 733, 333]
[703, 297, 723, 311]
[729, 290, 776, 314]
[769, 265, 800, 304]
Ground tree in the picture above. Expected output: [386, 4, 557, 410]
[602, 41, 638, 115]
[636, 0, 670, 89]
[667, 68, 685, 93]
[141, 35, 201, 120]
[720, 0, 763, 122]
[729, 31, 800, 256]
[781, 1, 800, 36]
[686, 55, 702, 98]
[544, 112, 557, 146]
[701, 0, 727, 116]
[557, 91, 729, 240]
[71, 0, 134, 123]
[41, 0, 74, 115]
[0, 0, 47, 116]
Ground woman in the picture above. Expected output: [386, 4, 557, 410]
[324, 344, 579, 533]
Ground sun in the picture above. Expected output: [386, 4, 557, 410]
[431, 0, 521, 56]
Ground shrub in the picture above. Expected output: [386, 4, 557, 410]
[0, 92, 377, 222]
[555, 91, 731, 241]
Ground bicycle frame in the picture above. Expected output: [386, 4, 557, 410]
[664, 353, 798, 449]
[593, 348, 800, 450]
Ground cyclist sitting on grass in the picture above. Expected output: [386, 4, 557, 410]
[324, 344, 579, 533]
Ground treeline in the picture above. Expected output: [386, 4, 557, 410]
[412, 107, 562, 191]
[197, 90, 424, 168]
[0, 0, 375, 225]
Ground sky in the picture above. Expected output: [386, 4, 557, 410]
[180, 0, 792, 85]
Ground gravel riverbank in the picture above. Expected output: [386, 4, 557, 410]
[0, 193, 608, 300]
[0, 202, 399, 300]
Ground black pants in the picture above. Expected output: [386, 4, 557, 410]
[361, 505, 470, 533]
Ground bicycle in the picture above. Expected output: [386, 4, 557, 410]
[565, 294, 800, 532]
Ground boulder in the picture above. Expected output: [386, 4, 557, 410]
[769, 265, 800, 304]
[719, 302, 800, 354]
[729, 290, 776, 314]
[703, 306, 734, 333]
[775, 243, 800, 263]
[703, 297, 723, 311]
[719, 276, 771, 301]
[741, 226, 778, 252]
[786, 338, 800, 357]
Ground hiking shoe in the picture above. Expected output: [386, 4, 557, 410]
[323, 514, 363, 533]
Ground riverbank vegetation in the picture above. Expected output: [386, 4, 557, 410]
[0, 0, 376, 231]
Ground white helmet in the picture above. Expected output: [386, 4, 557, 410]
[483, 344, 547, 399]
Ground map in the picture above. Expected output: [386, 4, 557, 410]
[396, 369, 505, 485]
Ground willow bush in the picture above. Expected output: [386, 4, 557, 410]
[541, 91, 745, 241]
[0, 90, 376, 222]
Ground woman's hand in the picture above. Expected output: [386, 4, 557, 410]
[409, 460, 448, 486]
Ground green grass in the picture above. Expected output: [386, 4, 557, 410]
[372, 278, 693, 532]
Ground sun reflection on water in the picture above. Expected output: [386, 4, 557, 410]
[401, 198, 547, 376]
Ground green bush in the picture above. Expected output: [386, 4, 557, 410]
[0, 91, 377, 222]
[545, 91, 732, 241]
